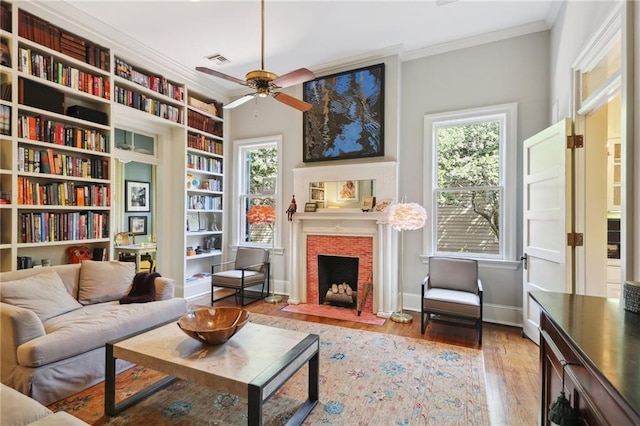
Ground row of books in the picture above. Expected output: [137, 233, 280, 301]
[114, 57, 184, 102]
[1, 3, 11, 33]
[114, 85, 182, 123]
[17, 146, 109, 180]
[187, 109, 222, 136]
[18, 47, 110, 99]
[18, 10, 110, 71]
[187, 154, 223, 174]
[187, 133, 224, 156]
[0, 104, 10, 136]
[187, 194, 222, 211]
[17, 115, 110, 153]
[19, 211, 109, 243]
[17, 176, 110, 207]
[0, 82, 10, 102]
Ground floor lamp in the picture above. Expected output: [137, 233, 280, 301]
[386, 201, 428, 324]
[246, 205, 281, 303]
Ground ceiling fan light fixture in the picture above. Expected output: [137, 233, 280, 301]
[196, 0, 315, 111]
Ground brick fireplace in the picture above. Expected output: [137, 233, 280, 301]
[307, 235, 374, 312]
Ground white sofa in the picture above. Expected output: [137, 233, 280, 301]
[0, 261, 188, 405]
[0, 383, 89, 425]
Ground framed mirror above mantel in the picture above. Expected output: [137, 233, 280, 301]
[292, 162, 398, 212]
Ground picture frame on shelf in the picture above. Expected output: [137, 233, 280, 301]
[128, 216, 147, 235]
[186, 213, 200, 232]
[125, 180, 150, 212]
[303, 63, 385, 162]
[361, 196, 376, 212]
[337, 180, 359, 201]
[304, 202, 318, 212]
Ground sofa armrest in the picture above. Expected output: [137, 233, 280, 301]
[1, 302, 45, 367]
[154, 277, 176, 300]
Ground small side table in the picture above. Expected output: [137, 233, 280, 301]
[113, 244, 157, 272]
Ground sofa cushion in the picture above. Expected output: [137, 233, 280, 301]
[16, 298, 187, 367]
[78, 261, 135, 305]
[0, 269, 83, 322]
[0, 383, 53, 425]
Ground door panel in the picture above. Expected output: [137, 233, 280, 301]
[522, 118, 572, 344]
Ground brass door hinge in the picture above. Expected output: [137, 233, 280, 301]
[567, 232, 584, 246]
[567, 135, 584, 149]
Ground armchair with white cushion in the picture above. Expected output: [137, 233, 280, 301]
[421, 256, 483, 344]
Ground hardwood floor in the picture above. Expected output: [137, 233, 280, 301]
[191, 294, 540, 425]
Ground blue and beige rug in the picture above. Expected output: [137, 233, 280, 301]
[49, 313, 488, 425]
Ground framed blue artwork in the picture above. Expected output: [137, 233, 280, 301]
[303, 63, 385, 162]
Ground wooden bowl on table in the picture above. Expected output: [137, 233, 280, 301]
[177, 306, 250, 345]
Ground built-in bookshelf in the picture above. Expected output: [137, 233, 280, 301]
[2, 2, 228, 300]
[0, 1, 15, 271]
[183, 91, 224, 296]
[1, 3, 113, 271]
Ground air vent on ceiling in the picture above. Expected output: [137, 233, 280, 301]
[205, 53, 230, 65]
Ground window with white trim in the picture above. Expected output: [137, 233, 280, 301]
[423, 103, 516, 261]
[234, 136, 281, 247]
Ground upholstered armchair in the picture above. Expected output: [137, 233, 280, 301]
[211, 247, 270, 306]
[421, 256, 483, 344]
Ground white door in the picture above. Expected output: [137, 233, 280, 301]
[522, 118, 573, 344]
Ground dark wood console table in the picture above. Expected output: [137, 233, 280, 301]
[530, 291, 640, 425]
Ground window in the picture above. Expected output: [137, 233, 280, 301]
[234, 136, 282, 247]
[423, 104, 516, 261]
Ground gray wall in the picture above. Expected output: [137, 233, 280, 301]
[229, 32, 549, 325]
[227, 2, 638, 325]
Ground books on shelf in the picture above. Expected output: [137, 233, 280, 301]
[186, 153, 223, 174]
[19, 210, 109, 243]
[18, 47, 110, 99]
[115, 85, 182, 123]
[185, 272, 212, 283]
[17, 114, 110, 153]
[17, 146, 109, 179]
[114, 56, 184, 101]
[18, 9, 110, 71]
[187, 109, 222, 136]
[17, 176, 110, 206]
[187, 132, 223, 155]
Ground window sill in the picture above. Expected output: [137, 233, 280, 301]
[419, 254, 521, 271]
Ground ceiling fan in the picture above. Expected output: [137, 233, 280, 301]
[196, 0, 315, 112]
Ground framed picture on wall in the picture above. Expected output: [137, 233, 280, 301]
[129, 216, 147, 235]
[303, 63, 385, 162]
[125, 180, 150, 212]
[337, 180, 359, 201]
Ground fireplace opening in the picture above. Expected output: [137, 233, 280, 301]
[318, 255, 359, 308]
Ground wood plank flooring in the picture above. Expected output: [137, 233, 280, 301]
[191, 295, 540, 425]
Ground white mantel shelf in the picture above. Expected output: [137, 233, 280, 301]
[293, 211, 388, 222]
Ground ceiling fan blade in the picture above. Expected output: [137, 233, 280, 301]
[224, 94, 255, 109]
[272, 92, 313, 112]
[196, 66, 248, 86]
[272, 68, 315, 89]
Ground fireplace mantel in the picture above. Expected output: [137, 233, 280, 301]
[288, 161, 399, 318]
[289, 210, 398, 318]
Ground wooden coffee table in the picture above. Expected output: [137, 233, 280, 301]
[105, 321, 319, 425]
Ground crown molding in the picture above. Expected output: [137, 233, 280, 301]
[19, 0, 229, 102]
[402, 20, 550, 62]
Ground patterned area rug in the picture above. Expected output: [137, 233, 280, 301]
[280, 303, 386, 325]
[48, 314, 488, 425]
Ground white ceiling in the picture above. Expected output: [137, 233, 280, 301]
[64, 0, 561, 93]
